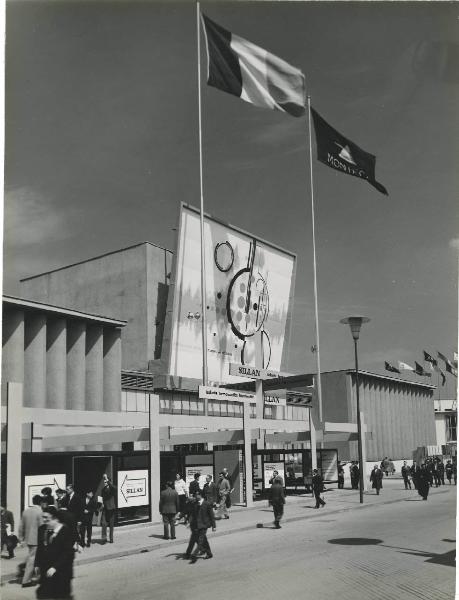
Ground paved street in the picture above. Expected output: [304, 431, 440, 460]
[3, 483, 456, 600]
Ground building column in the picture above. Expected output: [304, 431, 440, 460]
[7, 382, 23, 527]
[85, 325, 103, 411]
[149, 394, 160, 522]
[46, 318, 67, 409]
[24, 313, 47, 408]
[2, 309, 24, 406]
[243, 401, 254, 508]
[66, 322, 86, 410]
[103, 328, 121, 412]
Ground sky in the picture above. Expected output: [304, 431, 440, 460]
[3, 0, 458, 396]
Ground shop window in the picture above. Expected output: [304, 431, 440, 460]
[446, 414, 457, 442]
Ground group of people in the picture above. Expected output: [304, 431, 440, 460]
[0, 474, 117, 598]
[159, 468, 234, 560]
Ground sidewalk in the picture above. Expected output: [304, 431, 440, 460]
[2, 478, 454, 585]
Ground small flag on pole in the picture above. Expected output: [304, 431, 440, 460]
[445, 362, 458, 377]
[437, 351, 453, 367]
[415, 361, 431, 377]
[310, 108, 388, 195]
[385, 361, 401, 374]
[201, 14, 306, 117]
[398, 361, 415, 372]
[423, 350, 437, 367]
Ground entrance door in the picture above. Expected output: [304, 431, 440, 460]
[73, 456, 112, 498]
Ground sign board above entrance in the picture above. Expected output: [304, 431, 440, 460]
[229, 363, 291, 380]
[199, 385, 255, 402]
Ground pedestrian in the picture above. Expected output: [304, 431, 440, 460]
[388, 459, 395, 476]
[410, 462, 419, 490]
[222, 467, 235, 510]
[370, 464, 383, 495]
[174, 473, 188, 523]
[401, 461, 412, 490]
[417, 463, 433, 500]
[216, 472, 231, 519]
[40, 488, 55, 510]
[381, 457, 390, 477]
[64, 484, 83, 547]
[101, 474, 116, 544]
[185, 490, 216, 561]
[350, 461, 360, 490]
[453, 461, 457, 485]
[437, 459, 445, 485]
[445, 459, 453, 484]
[312, 469, 326, 508]
[202, 474, 218, 507]
[337, 462, 345, 489]
[159, 481, 179, 540]
[269, 469, 284, 487]
[35, 506, 75, 600]
[18, 494, 43, 587]
[1, 505, 16, 558]
[55, 489, 67, 510]
[189, 472, 201, 497]
[80, 491, 98, 548]
[431, 459, 440, 487]
[269, 476, 285, 528]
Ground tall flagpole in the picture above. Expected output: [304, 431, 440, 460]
[306, 95, 324, 441]
[197, 2, 208, 386]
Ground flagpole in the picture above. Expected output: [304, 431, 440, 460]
[306, 95, 324, 441]
[196, 2, 208, 386]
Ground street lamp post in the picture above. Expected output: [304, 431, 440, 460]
[340, 316, 370, 504]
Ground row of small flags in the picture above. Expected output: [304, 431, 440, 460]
[385, 351, 458, 385]
[201, 14, 388, 195]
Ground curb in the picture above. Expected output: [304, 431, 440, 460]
[1, 487, 452, 584]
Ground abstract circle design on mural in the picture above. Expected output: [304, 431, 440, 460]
[214, 241, 234, 272]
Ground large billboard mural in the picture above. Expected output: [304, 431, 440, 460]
[168, 204, 296, 384]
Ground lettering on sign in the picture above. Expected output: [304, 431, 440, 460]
[199, 385, 255, 402]
[117, 470, 149, 508]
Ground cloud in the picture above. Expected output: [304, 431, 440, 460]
[4, 186, 70, 248]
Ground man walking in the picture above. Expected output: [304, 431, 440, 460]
[203, 474, 218, 507]
[65, 484, 83, 546]
[269, 476, 285, 528]
[370, 464, 383, 495]
[159, 481, 179, 540]
[189, 473, 201, 497]
[312, 469, 326, 508]
[401, 461, 412, 490]
[18, 494, 43, 587]
[417, 463, 433, 500]
[186, 490, 216, 561]
[216, 472, 231, 519]
[350, 462, 360, 490]
[35, 506, 75, 600]
[445, 459, 453, 484]
[101, 475, 116, 544]
[337, 462, 345, 489]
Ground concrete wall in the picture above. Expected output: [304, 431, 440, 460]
[21, 243, 172, 371]
[435, 414, 447, 446]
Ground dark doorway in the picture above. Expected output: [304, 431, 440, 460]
[73, 456, 112, 497]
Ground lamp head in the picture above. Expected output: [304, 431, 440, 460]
[340, 316, 370, 340]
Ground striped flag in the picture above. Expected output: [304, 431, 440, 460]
[385, 361, 401, 374]
[201, 14, 306, 117]
[423, 350, 437, 367]
[415, 362, 431, 377]
[398, 361, 415, 372]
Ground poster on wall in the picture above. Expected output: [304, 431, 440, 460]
[263, 462, 285, 488]
[117, 470, 149, 509]
[168, 204, 296, 384]
[320, 450, 338, 482]
[185, 466, 213, 491]
[24, 474, 66, 508]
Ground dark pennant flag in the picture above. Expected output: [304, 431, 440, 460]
[415, 361, 431, 377]
[385, 361, 401, 374]
[423, 350, 437, 367]
[310, 108, 388, 195]
[445, 362, 458, 377]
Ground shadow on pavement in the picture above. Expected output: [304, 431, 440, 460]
[328, 538, 383, 546]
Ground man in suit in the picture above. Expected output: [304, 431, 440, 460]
[35, 506, 75, 599]
[370, 464, 384, 495]
[202, 474, 218, 507]
[188, 473, 201, 497]
[350, 461, 360, 490]
[80, 491, 98, 548]
[1, 505, 16, 558]
[185, 490, 216, 561]
[312, 469, 326, 508]
[159, 481, 179, 540]
[101, 474, 116, 544]
[18, 494, 43, 587]
[65, 484, 83, 547]
[269, 477, 285, 528]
